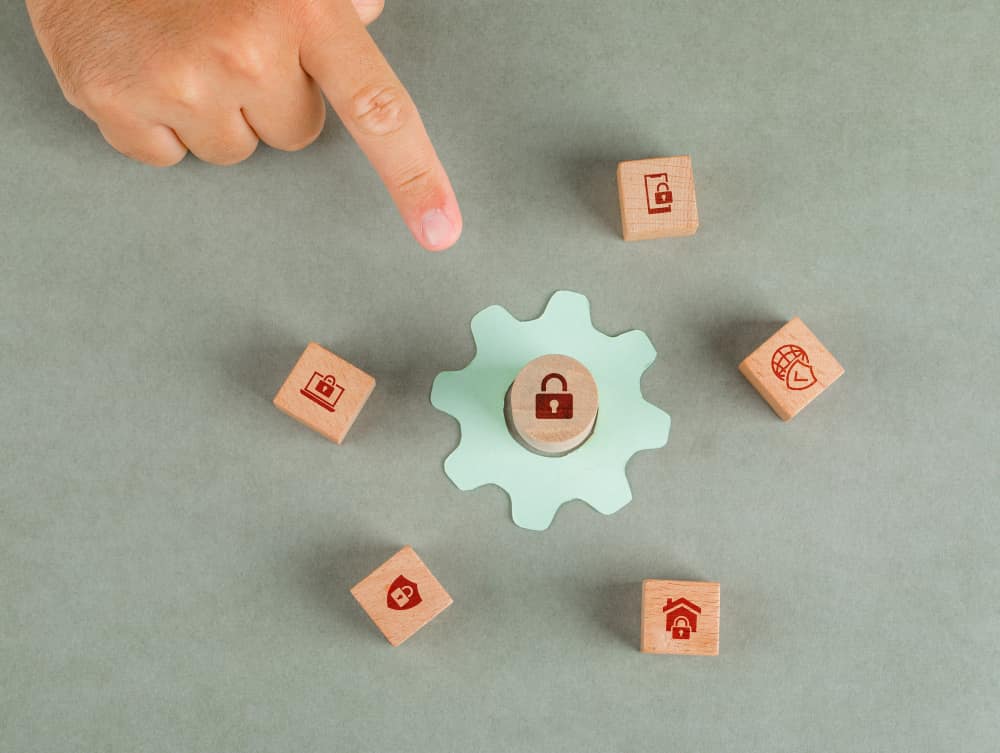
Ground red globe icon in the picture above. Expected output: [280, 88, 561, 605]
[771, 344, 809, 381]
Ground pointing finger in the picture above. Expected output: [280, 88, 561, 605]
[299, 0, 462, 251]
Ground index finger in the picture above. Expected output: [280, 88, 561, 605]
[299, 0, 462, 251]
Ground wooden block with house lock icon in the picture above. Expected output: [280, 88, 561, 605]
[641, 580, 720, 655]
[351, 546, 453, 647]
[273, 342, 375, 444]
[617, 155, 699, 241]
[506, 354, 599, 455]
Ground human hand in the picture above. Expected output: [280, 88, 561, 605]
[25, 0, 462, 251]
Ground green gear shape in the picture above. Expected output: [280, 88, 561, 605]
[430, 291, 671, 531]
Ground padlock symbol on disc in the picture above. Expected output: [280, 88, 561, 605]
[535, 373, 573, 420]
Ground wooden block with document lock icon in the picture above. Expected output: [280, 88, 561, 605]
[273, 342, 375, 444]
[351, 546, 453, 646]
[617, 155, 699, 241]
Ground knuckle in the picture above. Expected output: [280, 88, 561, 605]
[214, 35, 268, 81]
[350, 84, 409, 137]
[109, 142, 185, 168]
[201, 138, 259, 166]
[152, 151, 187, 168]
[60, 84, 87, 111]
[156, 64, 206, 110]
[281, 121, 324, 153]
[295, 0, 331, 31]
[139, 149, 187, 168]
[75, 81, 125, 117]
[389, 163, 435, 197]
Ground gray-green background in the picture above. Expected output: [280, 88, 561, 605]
[2, 1, 998, 751]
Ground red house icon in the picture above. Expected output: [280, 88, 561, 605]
[663, 597, 701, 640]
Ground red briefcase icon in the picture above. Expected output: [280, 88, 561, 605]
[386, 575, 422, 611]
[300, 372, 345, 412]
[535, 373, 573, 419]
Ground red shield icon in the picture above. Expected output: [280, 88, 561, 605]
[786, 360, 818, 390]
[386, 575, 422, 611]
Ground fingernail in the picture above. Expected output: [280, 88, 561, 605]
[420, 209, 455, 250]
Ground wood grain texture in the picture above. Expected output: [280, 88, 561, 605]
[350, 546, 453, 647]
[641, 580, 720, 656]
[617, 156, 699, 241]
[738, 318, 844, 421]
[272, 342, 375, 444]
[507, 354, 598, 455]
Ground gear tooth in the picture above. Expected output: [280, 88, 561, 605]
[470, 304, 519, 346]
[510, 492, 563, 531]
[431, 368, 490, 416]
[637, 404, 672, 448]
[429, 370, 462, 411]
[611, 329, 658, 367]
[443, 444, 491, 490]
[585, 470, 634, 517]
[543, 290, 593, 325]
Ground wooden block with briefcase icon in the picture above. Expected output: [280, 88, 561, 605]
[273, 342, 375, 444]
[351, 546, 453, 647]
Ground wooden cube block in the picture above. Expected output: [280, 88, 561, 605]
[350, 546, 453, 647]
[273, 342, 375, 444]
[641, 580, 720, 655]
[738, 318, 844, 421]
[617, 156, 699, 241]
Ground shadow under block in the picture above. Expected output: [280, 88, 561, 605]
[738, 318, 844, 421]
[617, 156, 699, 241]
[506, 354, 599, 455]
[641, 580, 720, 656]
[273, 342, 375, 444]
[350, 546, 453, 647]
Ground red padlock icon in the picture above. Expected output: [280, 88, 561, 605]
[386, 575, 422, 611]
[671, 616, 692, 640]
[301, 372, 345, 412]
[644, 172, 673, 214]
[535, 373, 573, 420]
[654, 182, 673, 207]
[316, 375, 336, 397]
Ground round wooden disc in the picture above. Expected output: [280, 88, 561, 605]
[506, 354, 599, 455]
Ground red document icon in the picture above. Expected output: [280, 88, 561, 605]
[644, 172, 673, 214]
[300, 372, 345, 412]
[387, 575, 422, 611]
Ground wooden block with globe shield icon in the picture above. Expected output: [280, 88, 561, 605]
[738, 318, 844, 420]
[351, 546, 453, 646]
